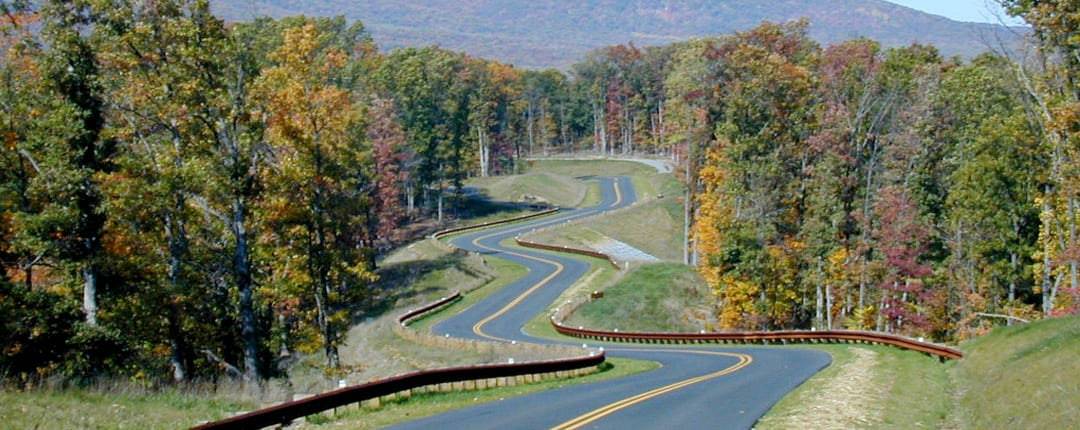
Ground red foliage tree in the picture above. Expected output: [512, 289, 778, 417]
[368, 98, 410, 243]
[874, 186, 933, 333]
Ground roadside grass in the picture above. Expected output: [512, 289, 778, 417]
[0, 385, 256, 429]
[320, 357, 658, 429]
[950, 314, 1080, 429]
[756, 344, 950, 429]
[372, 238, 498, 312]
[566, 262, 713, 332]
[755, 345, 858, 429]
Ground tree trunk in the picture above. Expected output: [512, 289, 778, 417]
[1069, 197, 1077, 292]
[684, 138, 696, 266]
[165, 205, 189, 382]
[477, 128, 487, 177]
[82, 265, 98, 326]
[1009, 252, 1018, 303]
[876, 293, 886, 332]
[437, 191, 444, 224]
[652, 100, 660, 150]
[815, 282, 824, 330]
[825, 283, 833, 329]
[167, 303, 187, 382]
[526, 106, 534, 156]
[1041, 185, 1054, 315]
[233, 196, 259, 383]
[405, 182, 414, 214]
[683, 188, 692, 265]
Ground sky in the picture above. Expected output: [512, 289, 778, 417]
[888, 0, 1026, 25]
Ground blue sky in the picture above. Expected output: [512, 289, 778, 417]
[889, 0, 1025, 25]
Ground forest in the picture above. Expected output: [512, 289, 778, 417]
[1, 0, 1077, 387]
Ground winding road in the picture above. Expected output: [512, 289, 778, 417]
[392, 177, 830, 430]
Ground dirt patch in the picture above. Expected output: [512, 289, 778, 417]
[759, 348, 886, 429]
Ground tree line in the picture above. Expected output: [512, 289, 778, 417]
[677, 2, 1078, 340]
[0, 0, 598, 386]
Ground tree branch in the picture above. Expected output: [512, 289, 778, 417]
[201, 349, 242, 379]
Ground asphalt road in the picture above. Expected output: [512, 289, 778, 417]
[391, 177, 830, 430]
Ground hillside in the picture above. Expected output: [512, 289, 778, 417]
[951, 315, 1080, 428]
[210, 0, 1025, 68]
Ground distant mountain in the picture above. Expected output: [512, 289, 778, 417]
[210, 0, 1025, 69]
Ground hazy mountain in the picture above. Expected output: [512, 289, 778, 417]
[210, 0, 1025, 68]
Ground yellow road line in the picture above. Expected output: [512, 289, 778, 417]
[551, 350, 753, 430]
[467, 178, 624, 341]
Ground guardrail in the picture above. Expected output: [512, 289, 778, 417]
[515, 237, 622, 270]
[193, 289, 605, 430]
[431, 207, 560, 240]
[551, 320, 962, 360]
[549, 296, 962, 361]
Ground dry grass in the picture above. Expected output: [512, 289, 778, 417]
[757, 347, 884, 429]
[757, 344, 951, 430]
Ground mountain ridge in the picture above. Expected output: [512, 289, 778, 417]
[210, 0, 1025, 68]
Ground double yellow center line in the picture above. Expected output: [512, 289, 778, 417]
[552, 350, 753, 430]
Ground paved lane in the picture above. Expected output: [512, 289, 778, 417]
[392, 177, 830, 430]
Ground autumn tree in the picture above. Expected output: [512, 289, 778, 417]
[258, 22, 376, 369]
[368, 97, 409, 245]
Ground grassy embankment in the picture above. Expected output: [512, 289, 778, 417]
[0, 387, 256, 430]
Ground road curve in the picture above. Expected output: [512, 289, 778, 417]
[391, 177, 830, 430]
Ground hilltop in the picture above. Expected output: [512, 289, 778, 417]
[210, 0, 1025, 68]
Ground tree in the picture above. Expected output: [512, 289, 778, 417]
[999, 0, 1080, 315]
[258, 22, 377, 369]
[368, 97, 409, 245]
[39, 0, 110, 327]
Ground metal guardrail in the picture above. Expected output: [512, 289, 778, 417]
[514, 216, 964, 361]
[193, 286, 604, 430]
[550, 320, 962, 360]
[515, 238, 622, 270]
[431, 207, 560, 240]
